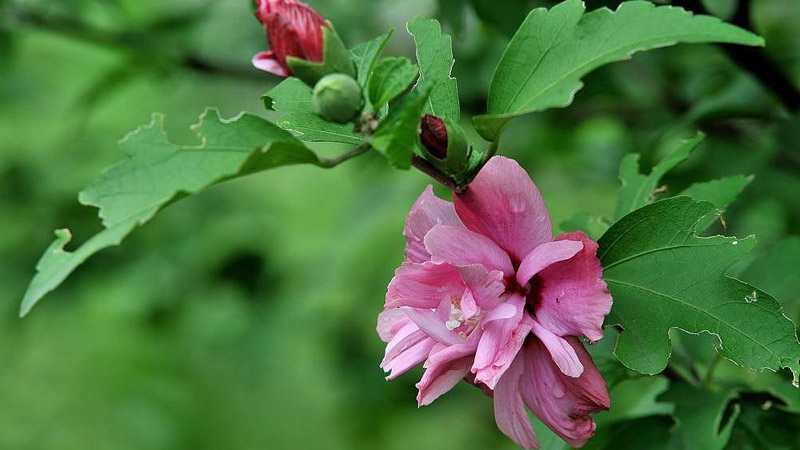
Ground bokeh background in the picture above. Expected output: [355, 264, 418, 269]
[1, 0, 799, 448]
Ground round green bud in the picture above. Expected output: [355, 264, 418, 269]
[312, 73, 363, 123]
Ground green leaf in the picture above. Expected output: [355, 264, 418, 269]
[407, 16, 460, 122]
[598, 196, 800, 379]
[370, 80, 434, 169]
[262, 78, 313, 113]
[740, 236, 800, 307]
[660, 383, 739, 450]
[679, 175, 754, 231]
[614, 134, 704, 220]
[21, 109, 320, 316]
[725, 397, 800, 450]
[368, 57, 419, 110]
[277, 112, 362, 145]
[473, 0, 765, 141]
[287, 26, 356, 86]
[351, 30, 394, 88]
[262, 79, 362, 145]
[596, 376, 674, 427]
[560, 212, 610, 240]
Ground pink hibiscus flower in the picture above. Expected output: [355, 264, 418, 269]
[251, 0, 328, 77]
[377, 156, 613, 448]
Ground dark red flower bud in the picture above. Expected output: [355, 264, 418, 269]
[252, 0, 329, 77]
[420, 114, 449, 159]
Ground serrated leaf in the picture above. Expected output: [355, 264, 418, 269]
[407, 16, 460, 122]
[370, 81, 434, 169]
[262, 77, 313, 113]
[368, 57, 418, 110]
[277, 112, 362, 145]
[473, 0, 764, 141]
[598, 196, 800, 379]
[351, 30, 394, 88]
[21, 109, 320, 316]
[660, 383, 739, 450]
[614, 134, 704, 220]
[679, 175, 753, 231]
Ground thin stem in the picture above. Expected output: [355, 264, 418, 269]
[411, 155, 464, 193]
[319, 142, 373, 168]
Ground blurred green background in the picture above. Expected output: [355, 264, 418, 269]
[1, 0, 799, 448]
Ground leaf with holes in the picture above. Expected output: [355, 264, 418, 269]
[21, 109, 321, 316]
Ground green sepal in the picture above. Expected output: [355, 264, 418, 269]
[418, 117, 478, 184]
[287, 24, 356, 87]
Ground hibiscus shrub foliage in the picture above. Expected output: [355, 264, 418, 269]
[14, 0, 800, 448]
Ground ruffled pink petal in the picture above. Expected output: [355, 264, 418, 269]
[493, 355, 540, 449]
[532, 232, 612, 343]
[383, 321, 419, 357]
[252, 51, 291, 76]
[382, 336, 436, 379]
[376, 309, 411, 342]
[520, 338, 610, 448]
[516, 240, 584, 286]
[402, 307, 463, 346]
[404, 186, 464, 263]
[417, 344, 474, 406]
[460, 289, 480, 319]
[531, 320, 583, 378]
[457, 265, 506, 310]
[454, 157, 553, 263]
[385, 262, 464, 310]
[425, 225, 514, 276]
[472, 294, 532, 389]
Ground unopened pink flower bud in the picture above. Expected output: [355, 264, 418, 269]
[251, 0, 329, 77]
[419, 114, 448, 159]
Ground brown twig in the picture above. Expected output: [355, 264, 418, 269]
[411, 155, 464, 193]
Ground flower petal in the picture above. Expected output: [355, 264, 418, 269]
[425, 225, 514, 275]
[457, 265, 506, 310]
[532, 232, 612, 343]
[417, 353, 473, 406]
[385, 262, 464, 310]
[454, 157, 553, 262]
[383, 336, 436, 380]
[520, 337, 610, 448]
[516, 240, 584, 286]
[493, 355, 540, 450]
[376, 309, 411, 342]
[402, 307, 463, 346]
[531, 320, 584, 378]
[472, 294, 532, 389]
[404, 186, 463, 263]
[252, 51, 291, 76]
